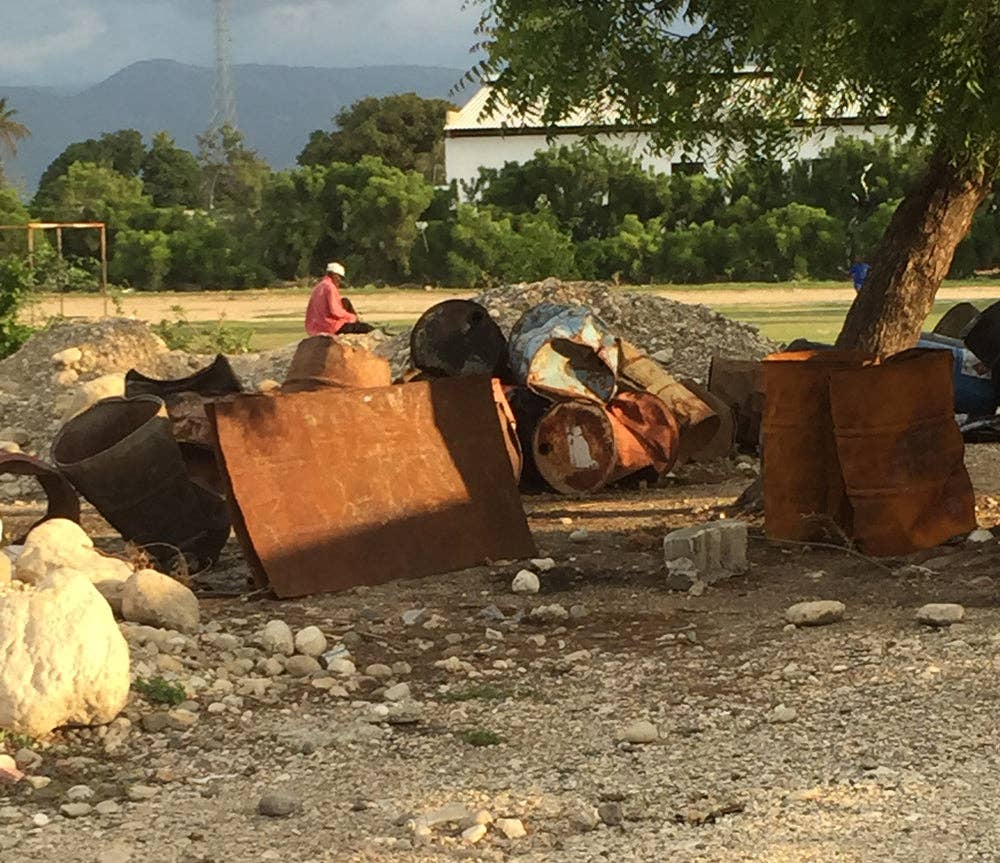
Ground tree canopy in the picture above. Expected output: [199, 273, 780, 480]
[474, 1, 1000, 166]
[298, 93, 455, 181]
[142, 132, 201, 208]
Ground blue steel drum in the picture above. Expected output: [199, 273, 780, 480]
[508, 303, 621, 404]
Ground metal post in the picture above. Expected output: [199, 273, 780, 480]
[100, 225, 109, 317]
[26, 225, 34, 270]
[56, 227, 64, 316]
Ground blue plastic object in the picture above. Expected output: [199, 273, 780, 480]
[917, 333, 996, 417]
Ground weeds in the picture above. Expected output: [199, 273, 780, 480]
[460, 729, 504, 747]
[133, 676, 186, 706]
[0, 729, 36, 751]
[152, 304, 253, 354]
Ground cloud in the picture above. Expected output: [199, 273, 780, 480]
[0, 8, 108, 74]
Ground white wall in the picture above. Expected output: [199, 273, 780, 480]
[445, 125, 894, 199]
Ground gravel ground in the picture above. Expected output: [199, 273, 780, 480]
[4, 456, 1000, 863]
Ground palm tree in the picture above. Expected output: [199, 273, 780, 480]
[0, 98, 29, 161]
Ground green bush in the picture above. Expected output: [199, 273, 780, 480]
[0, 256, 36, 358]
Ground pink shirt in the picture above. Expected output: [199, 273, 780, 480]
[305, 275, 358, 336]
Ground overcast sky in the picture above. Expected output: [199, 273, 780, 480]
[0, 0, 483, 86]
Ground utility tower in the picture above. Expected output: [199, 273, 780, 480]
[210, 0, 238, 132]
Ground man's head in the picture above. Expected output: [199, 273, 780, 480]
[326, 262, 346, 283]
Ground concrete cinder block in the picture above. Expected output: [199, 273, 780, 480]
[664, 520, 748, 585]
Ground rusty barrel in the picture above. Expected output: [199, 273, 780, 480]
[532, 400, 617, 494]
[505, 386, 551, 490]
[509, 304, 621, 403]
[283, 336, 391, 392]
[618, 340, 720, 457]
[410, 300, 509, 378]
[52, 395, 231, 569]
[606, 390, 681, 482]
[762, 351, 872, 542]
[829, 348, 976, 556]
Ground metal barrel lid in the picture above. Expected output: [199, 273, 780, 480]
[532, 399, 616, 495]
[410, 300, 509, 378]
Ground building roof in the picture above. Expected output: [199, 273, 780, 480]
[445, 84, 888, 138]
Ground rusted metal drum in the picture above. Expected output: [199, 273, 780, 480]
[410, 300, 509, 378]
[283, 336, 391, 392]
[532, 400, 617, 494]
[505, 386, 551, 490]
[607, 390, 681, 482]
[618, 340, 720, 456]
[829, 348, 976, 556]
[509, 304, 621, 403]
[491, 379, 523, 483]
[762, 350, 872, 543]
[52, 395, 231, 569]
[934, 301, 980, 340]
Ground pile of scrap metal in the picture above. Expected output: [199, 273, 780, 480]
[16, 338, 537, 598]
[405, 299, 757, 496]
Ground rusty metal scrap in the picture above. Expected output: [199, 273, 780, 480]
[0, 453, 80, 541]
[508, 304, 621, 403]
[209, 377, 537, 598]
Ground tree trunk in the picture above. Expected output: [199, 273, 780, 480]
[836, 147, 997, 355]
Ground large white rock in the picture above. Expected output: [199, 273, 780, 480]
[121, 569, 200, 633]
[261, 619, 294, 656]
[16, 519, 133, 614]
[60, 373, 126, 423]
[0, 570, 130, 737]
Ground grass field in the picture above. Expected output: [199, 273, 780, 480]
[28, 279, 1000, 352]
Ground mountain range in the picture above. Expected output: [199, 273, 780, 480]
[2, 59, 467, 194]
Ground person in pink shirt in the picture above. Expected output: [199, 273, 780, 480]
[305, 262, 374, 336]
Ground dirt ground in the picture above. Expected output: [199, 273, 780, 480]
[5, 447, 1000, 862]
[27, 284, 1000, 325]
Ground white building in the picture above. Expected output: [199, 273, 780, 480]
[445, 84, 893, 198]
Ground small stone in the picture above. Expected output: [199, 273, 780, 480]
[566, 802, 599, 832]
[511, 570, 540, 594]
[14, 748, 41, 770]
[32, 813, 50, 827]
[784, 600, 846, 627]
[127, 785, 159, 801]
[384, 682, 411, 702]
[485, 627, 504, 641]
[622, 720, 658, 744]
[495, 817, 527, 839]
[479, 604, 505, 622]
[66, 784, 94, 801]
[530, 558, 556, 572]
[257, 791, 301, 818]
[529, 603, 569, 623]
[52, 347, 83, 366]
[294, 626, 327, 657]
[166, 708, 198, 730]
[569, 529, 589, 543]
[916, 603, 965, 626]
[415, 802, 472, 828]
[564, 649, 590, 664]
[261, 620, 294, 656]
[142, 712, 171, 733]
[968, 528, 993, 543]
[365, 663, 393, 679]
[769, 705, 798, 724]
[95, 800, 122, 816]
[402, 609, 427, 626]
[391, 661, 412, 676]
[569, 604, 589, 619]
[326, 657, 357, 676]
[285, 655, 322, 677]
[461, 824, 488, 844]
[598, 802, 624, 826]
[60, 802, 92, 818]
